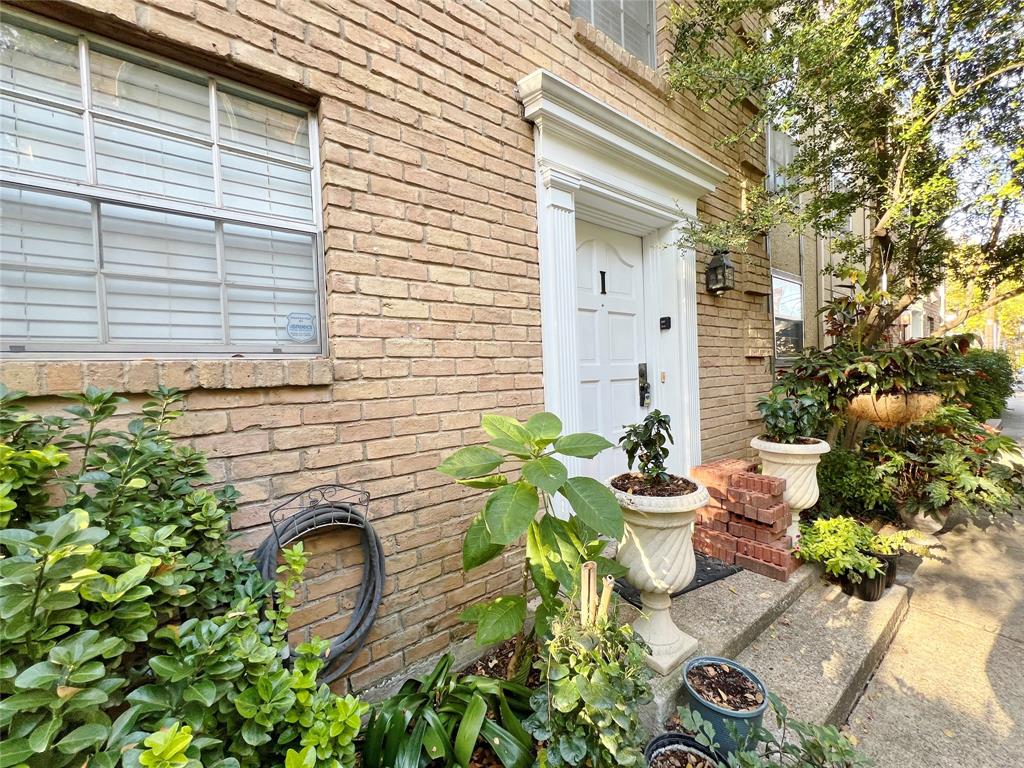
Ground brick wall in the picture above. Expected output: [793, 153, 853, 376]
[0, 0, 772, 692]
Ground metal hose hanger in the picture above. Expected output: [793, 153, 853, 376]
[252, 484, 385, 685]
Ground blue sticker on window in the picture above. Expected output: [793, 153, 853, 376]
[285, 312, 316, 342]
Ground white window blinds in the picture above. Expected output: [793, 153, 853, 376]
[571, 1, 656, 66]
[0, 12, 323, 356]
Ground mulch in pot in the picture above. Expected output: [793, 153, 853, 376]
[611, 472, 697, 497]
[649, 746, 718, 768]
[686, 662, 764, 712]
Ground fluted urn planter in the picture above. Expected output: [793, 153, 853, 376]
[749, 437, 830, 540]
[608, 477, 710, 675]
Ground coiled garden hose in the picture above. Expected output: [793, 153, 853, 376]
[253, 502, 385, 684]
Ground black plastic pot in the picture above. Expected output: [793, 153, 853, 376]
[839, 565, 888, 601]
[646, 733, 726, 767]
[868, 551, 900, 588]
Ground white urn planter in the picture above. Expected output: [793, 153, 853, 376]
[608, 477, 710, 675]
[750, 437, 830, 540]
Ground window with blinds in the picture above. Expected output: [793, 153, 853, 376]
[772, 273, 804, 357]
[0, 13, 323, 356]
[570, 0, 656, 66]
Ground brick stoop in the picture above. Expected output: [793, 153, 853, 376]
[691, 458, 800, 582]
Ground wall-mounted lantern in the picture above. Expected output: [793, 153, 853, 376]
[705, 249, 736, 295]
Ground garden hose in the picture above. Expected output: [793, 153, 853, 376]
[253, 502, 385, 684]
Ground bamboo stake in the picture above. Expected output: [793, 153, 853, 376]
[581, 561, 598, 626]
[585, 561, 598, 626]
[597, 575, 614, 622]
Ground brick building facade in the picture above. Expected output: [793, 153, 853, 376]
[0, 0, 779, 693]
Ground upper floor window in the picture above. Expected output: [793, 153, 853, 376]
[767, 127, 795, 192]
[0, 13, 323, 357]
[571, 0, 656, 66]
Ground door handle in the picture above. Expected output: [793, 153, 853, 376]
[638, 363, 651, 408]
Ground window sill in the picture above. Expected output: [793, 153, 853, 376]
[0, 357, 334, 398]
[571, 18, 670, 98]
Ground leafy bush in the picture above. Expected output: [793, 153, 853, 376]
[362, 653, 533, 768]
[525, 600, 652, 767]
[618, 409, 673, 482]
[437, 413, 625, 649]
[794, 517, 883, 583]
[756, 388, 829, 443]
[864, 405, 1024, 525]
[0, 386, 365, 768]
[679, 694, 872, 767]
[958, 349, 1015, 420]
[815, 449, 894, 519]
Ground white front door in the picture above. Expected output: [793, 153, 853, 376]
[575, 220, 649, 481]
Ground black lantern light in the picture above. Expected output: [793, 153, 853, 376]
[706, 249, 736, 295]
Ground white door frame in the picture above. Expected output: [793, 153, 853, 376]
[518, 70, 727, 475]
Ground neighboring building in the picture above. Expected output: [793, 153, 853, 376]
[0, 1, 781, 692]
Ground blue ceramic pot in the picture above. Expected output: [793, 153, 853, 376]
[681, 656, 768, 755]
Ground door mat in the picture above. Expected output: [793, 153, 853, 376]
[614, 553, 742, 609]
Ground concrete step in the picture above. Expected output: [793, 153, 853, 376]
[737, 581, 910, 728]
[634, 564, 818, 731]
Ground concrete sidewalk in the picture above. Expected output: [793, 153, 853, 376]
[847, 394, 1024, 766]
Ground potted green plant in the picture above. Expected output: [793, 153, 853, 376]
[750, 389, 831, 532]
[843, 337, 970, 428]
[864, 529, 931, 588]
[677, 656, 769, 755]
[525, 563, 652, 768]
[795, 517, 887, 601]
[606, 410, 710, 673]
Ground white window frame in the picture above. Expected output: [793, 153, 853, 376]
[571, 0, 657, 66]
[0, 9, 326, 359]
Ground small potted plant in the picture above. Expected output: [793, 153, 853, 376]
[795, 517, 888, 601]
[864, 529, 932, 588]
[607, 410, 709, 674]
[678, 656, 768, 755]
[750, 388, 831, 527]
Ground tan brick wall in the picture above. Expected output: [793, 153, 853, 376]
[0, 0, 771, 692]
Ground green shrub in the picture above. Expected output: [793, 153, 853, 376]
[0, 385, 365, 768]
[865, 405, 1024, 525]
[815, 449, 894, 520]
[959, 349, 1015, 420]
[756, 388, 829, 443]
[525, 601, 652, 767]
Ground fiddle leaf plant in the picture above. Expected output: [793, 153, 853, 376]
[437, 413, 625, 656]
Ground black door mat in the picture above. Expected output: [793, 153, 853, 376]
[614, 552, 743, 609]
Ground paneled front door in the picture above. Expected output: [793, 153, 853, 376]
[575, 220, 649, 482]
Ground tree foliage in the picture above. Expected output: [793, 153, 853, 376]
[669, 0, 1024, 344]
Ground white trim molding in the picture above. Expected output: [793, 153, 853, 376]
[519, 69, 726, 474]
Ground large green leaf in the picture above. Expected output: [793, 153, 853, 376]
[553, 433, 614, 459]
[483, 482, 539, 545]
[14, 661, 61, 690]
[0, 738, 32, 768]
[55, 723, 108, 754]
[462, 514, 505, 571]
[481, 415, 533, 449]
[438, 446, 504, 479]
[454, 693, 487, 766]
[522, 456, 568, 495]
[559, 477, 624, 540]
[525, 412, 562, 444]
[460, 596, 526, 646]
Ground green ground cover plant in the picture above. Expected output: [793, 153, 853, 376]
[794, 518, 882, 584]
[0, 385, 365, 768]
